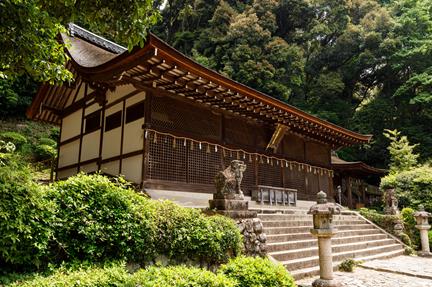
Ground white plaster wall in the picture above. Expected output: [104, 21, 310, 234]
[58, 140, 80, 167]
[84, 102, 100, 116]
[101, 160, 120, 176]
[106, 84, 136, 104]
[123, 92, 146, 154]
[61, 110, 82, 141]
[121, 155, 143, 184]
[57, 167, 77, 180]
[126, 91, 146, 106]
[81, 131, 100, 161]
[102, 103, 122, 159]
[75, 83, 86, 101]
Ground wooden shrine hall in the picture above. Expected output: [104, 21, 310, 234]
[332, 156, 386, 209]
[28, 24, 373, 203]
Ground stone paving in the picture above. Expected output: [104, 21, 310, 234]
[361, 255, 432, 279]
[296, 256, 432, 287]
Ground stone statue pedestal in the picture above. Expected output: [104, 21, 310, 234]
[209, 193, 249, 210]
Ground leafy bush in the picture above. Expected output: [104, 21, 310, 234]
[0, 132, 27, 150]
[359, 208, 399, 235]
[401, 208, 420, 247]
[133, 265, 236, 287]
[219, 256, 296, 287]
[359, 208, 412, 246]
[5, 263, 236, 287]
[429, 230, 432, 248]
[382, 165, 432, 212]
[48, 173, 157, 263]
[151, 200, 242, 264]
[339, 258, 361, 272]
[0, 155, 55, 270]
[1, 171, 242, 271]
[6, 263, 131, 287]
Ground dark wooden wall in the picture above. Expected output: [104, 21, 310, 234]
[145, 94, 333, 199]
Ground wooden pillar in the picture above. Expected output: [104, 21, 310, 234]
[347, 176, 353, 209]
[142, 92, 152, 185]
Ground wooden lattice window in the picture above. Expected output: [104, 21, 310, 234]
[187, 143, 222, 185]
[151, 96, 221, 140]
[258, 160, 283, 187]
[148, 134, 187, 182]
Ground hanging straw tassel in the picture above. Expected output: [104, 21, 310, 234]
[206, 144, 211, 153]
[153, 133, 158, 144]
[172, 138, 176, 149]
[190, 141, 194, 150]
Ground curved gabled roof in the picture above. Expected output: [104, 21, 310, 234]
[331, 156, 386, 176]
[29, 24, 372, 148]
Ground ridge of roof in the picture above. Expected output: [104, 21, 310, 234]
[68, 23, 127, 54]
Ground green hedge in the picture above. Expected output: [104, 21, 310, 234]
[5, 258, 295, 287]
[152, 200, 242, 263]
[401, 208, 420, 248]
[48, 173, 157, 263]
[0, 172, 242, 271]
[381, 165, 432, 212]
[0, 156, 55, 270]
[219, 256, 296, 287]
[133, 266, 236, 287]
[359, 208, 413, 246]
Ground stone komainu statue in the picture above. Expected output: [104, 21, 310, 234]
[215, 160, 247, 200]
[384, 188, 399, 215]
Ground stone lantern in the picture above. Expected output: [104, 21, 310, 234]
[308, 191, 341, 287]
[414, 205, 431, 257]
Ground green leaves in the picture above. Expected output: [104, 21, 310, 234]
[220, 256, 296, 287]
[383, 129, 419, 173]
[1, 0, 160, 83]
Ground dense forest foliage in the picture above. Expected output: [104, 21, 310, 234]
[151, 0, 432, 168]
[2, 0, 432, 169]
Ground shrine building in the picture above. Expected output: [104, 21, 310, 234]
[28, 24, 377, 205]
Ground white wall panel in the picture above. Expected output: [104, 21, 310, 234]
[58, 140, 80, 167]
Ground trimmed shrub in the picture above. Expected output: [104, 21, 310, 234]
[381, 165, 432, 212]
[151, 200, 242, 264]
[359, 208, 399, 235]
[219, 256, 296, 287]
[0, 157, 55, 270]
[6, 264, 131, 287]
[401, 207, 420, 247]
[48, 173, 157, 263]
[133, 265, 236, 287]
[0, 132, 27, 150]
[5, 264, 236, 287]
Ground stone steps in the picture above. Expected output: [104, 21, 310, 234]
[282, 243, 403, 271]
[266, 228, 380, 243]
[258, 211, 405, 280]
[265, 224, 373, 235]
[262, 219, 365, 228]
[267, 233, 389, 252]
[290, 249, 405, 280]
[270, 239, 398, 261]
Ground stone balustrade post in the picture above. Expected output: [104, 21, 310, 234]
[308, 191, 341, 287]
[414, 205, 431, 257]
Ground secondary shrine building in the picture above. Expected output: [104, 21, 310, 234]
[28, 24, 374, 203]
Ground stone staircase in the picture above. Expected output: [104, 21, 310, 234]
[258, 211, 405, 280]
